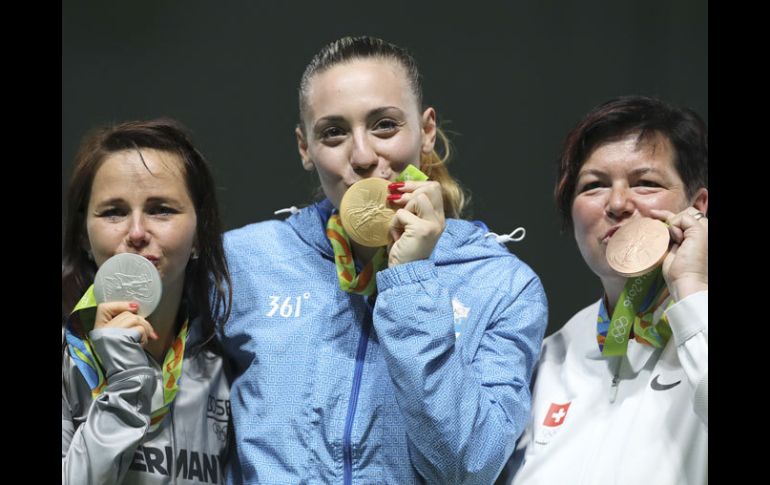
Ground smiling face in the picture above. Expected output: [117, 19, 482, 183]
[85, 148, 197, 297]
[296, 58, 436, 209]
[571, 131, 707, 286]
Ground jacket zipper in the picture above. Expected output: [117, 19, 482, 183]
[342, 308, 372, 485]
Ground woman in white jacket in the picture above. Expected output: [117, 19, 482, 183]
[504, 95, 708, 485]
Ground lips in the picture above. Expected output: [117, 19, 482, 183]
[141, 255, 160, 267]
[347, 176, 390, 186]
[602, 226, 621, 243]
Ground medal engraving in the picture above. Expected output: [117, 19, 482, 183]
[606, 218, 670, 277]
[339, 178, 395, 247]
[93, 253, 162, 317]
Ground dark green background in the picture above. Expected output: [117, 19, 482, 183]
[62, 1, 707, 336]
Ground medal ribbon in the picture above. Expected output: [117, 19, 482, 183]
[326, 165, 428, 296]
[327, 214, 387, 296]
[597, 267, 673, 356]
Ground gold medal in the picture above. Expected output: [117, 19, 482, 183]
[339, 178, 395, 247]
[606, 217, 670, 277]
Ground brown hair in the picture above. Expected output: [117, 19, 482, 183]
[555, 95, 708, 229]
[62, 118, 232, 353]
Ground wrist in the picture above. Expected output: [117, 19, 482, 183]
[670, 277, 708, 301]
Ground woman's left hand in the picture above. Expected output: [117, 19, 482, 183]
[386, 180, 446, 267]
[649, 207, 708, 301]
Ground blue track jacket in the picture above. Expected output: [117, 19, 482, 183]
[221, 200, 547, 484]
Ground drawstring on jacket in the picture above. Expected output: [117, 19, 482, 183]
[485, 226, 526, 244]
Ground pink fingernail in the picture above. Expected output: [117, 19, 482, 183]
[129, 302, 139, 310]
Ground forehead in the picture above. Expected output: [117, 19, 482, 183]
[91, 148, 188, 194]
[304, 58, 417, 118]
[581, 132, 676, 172]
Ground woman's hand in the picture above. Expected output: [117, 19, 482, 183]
[649, 207, 708, 301]
[93, 301, 158, 346]
[386, 181, 446, 267]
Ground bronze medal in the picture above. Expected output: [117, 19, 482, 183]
[606, 217, 670, 277]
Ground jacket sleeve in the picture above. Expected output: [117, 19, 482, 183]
[665, 290, 708, 427]
[374, 259, 548, 484]
[62, 327, 157, 485]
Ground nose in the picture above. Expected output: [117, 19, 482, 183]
[126, 213, 150, 248]
[605, 184, 635, 220]
[349, 130, 378, 173]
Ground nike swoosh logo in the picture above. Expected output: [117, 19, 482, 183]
[650, 374, 682, 391]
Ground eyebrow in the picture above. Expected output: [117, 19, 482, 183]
[91, 197, 125, 208]
[92, 196, 183, 209]
[313, 106, 406, 132]
[577, 167, 657, 179]
[145, 196, 183, 205]
[366, 106, 405, 119]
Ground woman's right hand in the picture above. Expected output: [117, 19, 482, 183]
[93, 302, 158, 346]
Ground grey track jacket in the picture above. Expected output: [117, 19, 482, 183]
[62, 323, 231, 485]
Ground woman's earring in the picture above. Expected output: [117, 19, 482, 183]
[191, 250, 199, 260]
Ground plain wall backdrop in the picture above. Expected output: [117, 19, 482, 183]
[62, 1, 707, 336]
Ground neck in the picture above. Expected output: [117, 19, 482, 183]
[144, 281, 185, 363]
[351, 241, 380, 267]
[602, 276, 627, 314]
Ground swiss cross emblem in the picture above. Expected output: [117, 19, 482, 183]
[542, 402, 571, 427]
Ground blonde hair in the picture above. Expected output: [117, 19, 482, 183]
[420, 127, 467, 218]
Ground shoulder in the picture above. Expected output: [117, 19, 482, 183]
[541, 300, 601, 360]
[224, 219, 307, 270]
[439, 219, 545, 299]
[224, 219, 291, 250]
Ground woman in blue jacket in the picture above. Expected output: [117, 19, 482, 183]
[221, 36, 548, 484]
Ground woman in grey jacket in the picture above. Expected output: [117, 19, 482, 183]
[62, 119, 233, 484]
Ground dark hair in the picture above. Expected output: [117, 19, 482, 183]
[298, 35, 467, 218]
[62, 118, 232, 354]
[555, 95, 708, 229]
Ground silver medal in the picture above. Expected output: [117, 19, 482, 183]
[93, 253, 162, 317]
